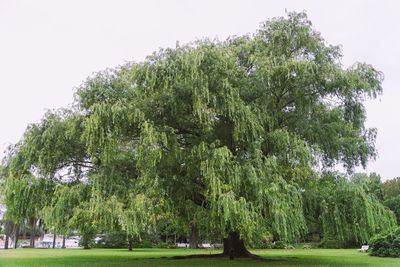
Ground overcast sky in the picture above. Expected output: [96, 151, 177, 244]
[0, 0, 399, 180]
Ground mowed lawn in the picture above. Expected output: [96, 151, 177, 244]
[1, 248, 400, 267]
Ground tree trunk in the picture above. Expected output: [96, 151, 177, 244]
[62, 236, 66, 248]
[4, 220, 10, 249]
[38, 219, 44, 245]
[222, 232, 251, 258]
[188, 224, 198, 249]
[127, 234, 133, 251]
[128, 240, 133, 251]
[52, 231, 56, 248]
[13, 224, 20, 249]
[30, 218, 37, 248]
[22, 220, 26, 240]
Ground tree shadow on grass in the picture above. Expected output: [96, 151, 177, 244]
[148, 253, 277, 262]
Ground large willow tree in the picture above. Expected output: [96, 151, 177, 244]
[72, 12, 383, 256]
[2, 12, 384, 256]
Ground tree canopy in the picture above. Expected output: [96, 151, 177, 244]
[0, 12, 390, 256]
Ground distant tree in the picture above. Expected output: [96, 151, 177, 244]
[383, 196, 400, 224]
[0, 166, 54, 248]
[382, 177, 400, 201]
[379, 177, 400, 224]
[303, 173, 396, 247]
[351, 173, 383, 201]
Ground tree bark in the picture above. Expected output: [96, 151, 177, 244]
[128, 240, 133, 251]
[22, 220, 26, 240]
[188, 224, 198, 249]
[222, 232, 251, 258]
[52, 231, 56, 248]
[4, 220, 10, 249]
[13, 224, 20, 249]
[62, 235, 66, 248]
[30, 217, 37, 248]
[38, 219, 44, 245]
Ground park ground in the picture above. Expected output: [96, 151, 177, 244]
[1, 248, 400, 266]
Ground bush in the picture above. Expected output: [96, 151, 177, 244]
[79, 230, 97, 249]
[141, 240, 154, 248]
[273, 241, 285, 249]
[130, 240, 154, 248]
[369, 228, 400, 257]
[312, 234, 321, 243]
[318, 239, 340, 249]
[155, 241, 177, 249]
[93, 232, 128, 248]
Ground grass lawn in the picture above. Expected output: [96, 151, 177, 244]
[1, 248, 399, 266]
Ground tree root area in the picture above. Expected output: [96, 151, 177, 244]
[156, 253, 273, 262]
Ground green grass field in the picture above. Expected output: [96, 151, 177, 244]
[0, 248, 399, 267]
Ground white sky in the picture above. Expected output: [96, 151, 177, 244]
[0, 0, 399, 180]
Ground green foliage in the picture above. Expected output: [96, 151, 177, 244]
[136, 240, 154, 248]
[351, 173, 383, 201]
[129, 240, 154, 248]
[369, 228, 400, 257]
[303, 173, 396, 248]
[155, 241, 177, 249]
[382, 178, 400, 201]
[273, 241, 285, 249]
[380, 177, 400, 225]
[384, 196, 400, 224]
[318, 239, 340, 249]
[20, 109, 89, 179]
[70, 201, 97, 249]
[0, 11, 386, 250]
[78, 229, 97, 249]
[93, 232, 128, 248]
[0, 168, 54, 224]
[43, 184, 86, 237]
[75, 11, 382, 243]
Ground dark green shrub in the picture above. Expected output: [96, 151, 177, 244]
[93, 232, 128, 248]
[130, 240, 153, 248]
[141, 240, 154, 248]
[312, 234, 321, 243]
[155, 242, 167, 248]
[318, 239, 340, 249]
[79, 230, 97, 249]
[369, 228, 400, 257]
[273, 241, 285, 249]
[130, 242, 141, 248]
